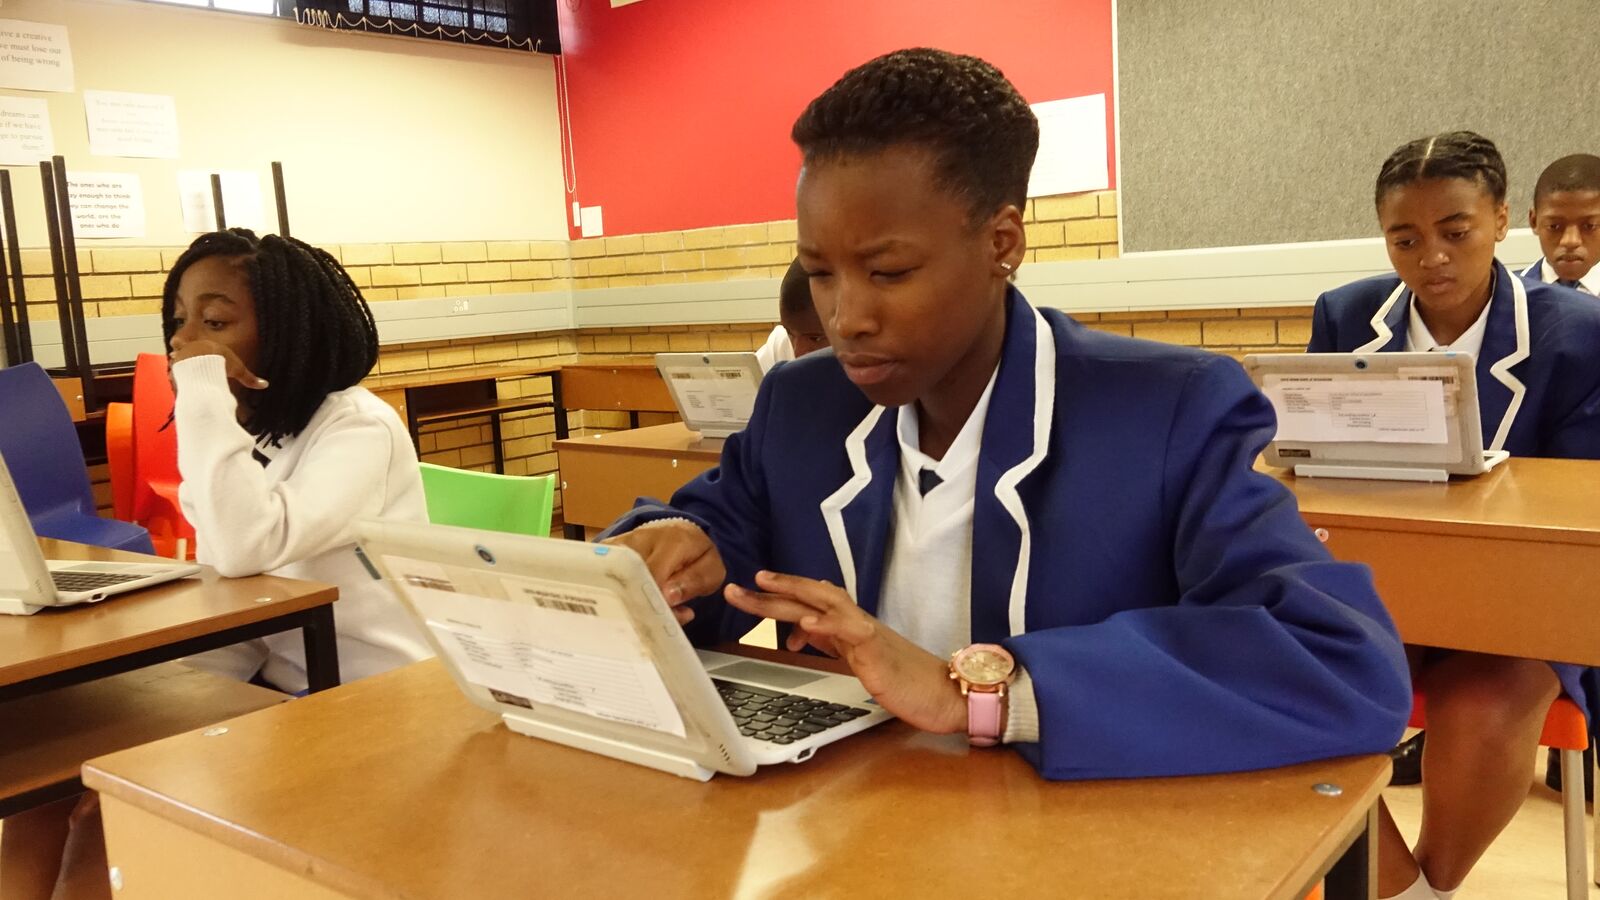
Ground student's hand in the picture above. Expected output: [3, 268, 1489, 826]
[169, 340, 269, 390]
[725, 571, 967, 734]
[602, 520, 725, 625]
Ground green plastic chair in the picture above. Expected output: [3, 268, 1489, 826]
[418, 463, 557, 538]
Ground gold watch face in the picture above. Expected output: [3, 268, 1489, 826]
[955, 648, 1012, 685]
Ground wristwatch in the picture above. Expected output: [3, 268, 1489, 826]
[949, 643, 1017, 747]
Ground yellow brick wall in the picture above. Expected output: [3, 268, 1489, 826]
[69, 188, 1313, 522]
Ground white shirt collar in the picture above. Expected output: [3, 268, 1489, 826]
[1405, 280, 1493, 359]
[1540, 258, 1600, 296]
[896, 364, 1000, 487]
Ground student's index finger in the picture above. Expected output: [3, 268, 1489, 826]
[724, 583, 829, 622]
[232, 361, 269, 390]
[753, 570, 852, 609]
[631, 526, 716, 602]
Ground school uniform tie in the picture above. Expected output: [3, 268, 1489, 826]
[1559, 279, 1594, 295]
[918, 468, 943, 496]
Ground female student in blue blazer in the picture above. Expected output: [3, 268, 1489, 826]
[1308, 131, 1600, 900]
[603, 48, 1410, 784]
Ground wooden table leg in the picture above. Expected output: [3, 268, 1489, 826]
[300, 604, 341, 693]
[1323, 803, 1377, 900]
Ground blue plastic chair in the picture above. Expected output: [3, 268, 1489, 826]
[0, 362, 154, 553]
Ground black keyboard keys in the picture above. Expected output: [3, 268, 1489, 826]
[710, 678, 873, 743]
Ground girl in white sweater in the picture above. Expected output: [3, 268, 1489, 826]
[0, 231, 431, 900]
[165, 229, 432, 692]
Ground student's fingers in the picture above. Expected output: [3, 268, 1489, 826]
[227, 357, 270, 390]
[168, 341, 268, 389]
[789, 610, 879, 650]
[724, 583, 827, 622]
[661, 544, 725, 606]
[752, 570, 853, 612]
[784, 624, 840, 657]
[209, 343, 269, 390]
[604, 522, 721, 605]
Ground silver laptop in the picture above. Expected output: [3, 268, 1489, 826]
[354, 519, 893, 781]
[654, 351, 764, 439]
[1243, 351, 1509, 481]
[0, 451, 199, 616]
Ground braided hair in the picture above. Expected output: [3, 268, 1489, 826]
[1533, 153, 1600, 204]
[1375, 131, 1507, 208]
[791, 48, 1040, 226]
[161, 229, 379, 446]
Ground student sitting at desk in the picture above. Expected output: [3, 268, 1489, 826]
[603, 48, 1409, 783]
[1308, 131, 1600, 900]
[1, 230, 435, 899]
[754, 257, 829, 373]
[1521, 153, 1600, 800]
[1520, 153, 1600, 296]
[167, 229, 433, 691]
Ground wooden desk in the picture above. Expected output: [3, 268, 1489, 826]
[365, 363, 560, 474]
[555, 422, 722, 538]
[1263, 458, 1600, 667]
[363, 360, 670, 475]
[0, 662, 284, 817]
[0, 540, 340, 704]
[84, 654, 1386, 900]
[557, 361, 677, 426]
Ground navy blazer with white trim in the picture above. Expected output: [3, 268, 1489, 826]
[1309, 261, 1600, 711]
[605, 288, 1411, 780]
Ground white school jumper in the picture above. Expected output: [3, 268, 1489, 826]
[172, 354, 433, 693]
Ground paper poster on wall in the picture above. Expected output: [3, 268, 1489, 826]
[177, 170, 266, 233]
[84, 90, 180, 159]
[66, 172, 145, 239]
[1026, 94, 1109, 198]
[0, 20, 74, 93]
[0, 95, 54, 165]
[579, 205, 604, 238]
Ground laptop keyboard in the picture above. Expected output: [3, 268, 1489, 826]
[712, 678, 872, 745]
[51, 571, 144, 592]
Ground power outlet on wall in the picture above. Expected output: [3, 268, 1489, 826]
[451, 299, 470, 314]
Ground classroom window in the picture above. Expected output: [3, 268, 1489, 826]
[295, 0, 558, 52]
[146, 0, 276, 14]
[138, 0, 558, 52]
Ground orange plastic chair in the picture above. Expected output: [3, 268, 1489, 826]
[105, 402, 135, 522]
[129, 352, 195, 559]
[1408, 691, 1595, 899]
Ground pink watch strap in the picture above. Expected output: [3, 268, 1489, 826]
[968, 690, 1004, 747]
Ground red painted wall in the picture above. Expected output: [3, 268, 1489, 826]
[556, 0, 1115, 238]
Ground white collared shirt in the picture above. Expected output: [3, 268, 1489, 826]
[1533, 259, 1599, 296]
[754, 325, 794, 374]
[1404, 293, 1491, 357]
[875, 366, 998, 658]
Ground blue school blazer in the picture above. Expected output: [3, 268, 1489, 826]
[604, 287, 1410, 780]
[1309, 260, 1600, 713]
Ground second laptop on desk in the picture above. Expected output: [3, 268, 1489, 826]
[1244, 351, 1508, 482]
[0, 452, 198, 616]
[356, 519, 891, 781]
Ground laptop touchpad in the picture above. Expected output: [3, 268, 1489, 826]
[710, 660, 826, 690]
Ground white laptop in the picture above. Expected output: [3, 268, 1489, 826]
[354, 518, 893, 781]
[0, 451, 200, 616]
[654, 351, 764, 439]
[1242, 351, 1510, 481]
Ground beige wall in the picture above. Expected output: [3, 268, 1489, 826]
[0, 0, 567, 247]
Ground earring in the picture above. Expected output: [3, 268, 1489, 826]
[999, 262, 1014, 273]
